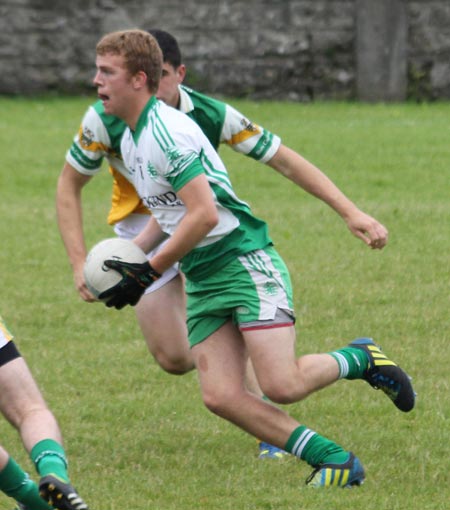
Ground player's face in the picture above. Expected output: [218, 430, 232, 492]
[94, 53, 135, 118]
[156, 62, 186, 108]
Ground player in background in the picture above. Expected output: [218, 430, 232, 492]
[57, 29, 388, 459]
[92, 29, 415, 488]
[0, 315, 88, 510]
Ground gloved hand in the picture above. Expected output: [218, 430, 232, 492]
[98, 260, 161, 309]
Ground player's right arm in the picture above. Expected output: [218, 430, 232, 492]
[56, 162, 95, 301]
[57, 104, 113, 301]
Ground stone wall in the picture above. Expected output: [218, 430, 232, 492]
[0, 0, 449, 101]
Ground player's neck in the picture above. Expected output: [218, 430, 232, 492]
[125, 93, 153, 131]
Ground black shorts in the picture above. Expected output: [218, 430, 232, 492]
[0, 341, 21, 367]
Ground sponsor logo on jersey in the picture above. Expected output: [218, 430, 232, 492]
[142, 191, 183, 209]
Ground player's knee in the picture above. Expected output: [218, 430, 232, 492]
[201, 386, 240, 417]
[154, 351, 195, 375]
[260, 378, 307, 404]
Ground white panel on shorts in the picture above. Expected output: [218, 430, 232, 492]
[238, 249, 292, 320]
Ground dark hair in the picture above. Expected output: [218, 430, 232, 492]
[148, 29, 182, 68]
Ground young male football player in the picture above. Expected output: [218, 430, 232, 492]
[57, 29, 389, 459]
[91, 29, 415, 488]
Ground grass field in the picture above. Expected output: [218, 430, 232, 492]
[0, 97, 448, 509]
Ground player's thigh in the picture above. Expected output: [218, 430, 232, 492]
[192, 320, 247, 400]
[135, 274, 187, 352]
[243, 325, 298, 389]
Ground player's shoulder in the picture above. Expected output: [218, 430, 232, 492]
[180, 85, 226, 112]
[155, 98, 200, 131]
[149, 99, 208, 154]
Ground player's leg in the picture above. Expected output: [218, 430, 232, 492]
[192, 321, 300, 446]
[238, 246, 415, 410]
[244, 357, 289, 459]
[0, 352, 62, 450]
[135, 273, 194, 374]
[242, 325, 365, 484]
[0, 341, 88, 509]
[191, 321, 364, 487]
[186, 247, 363, 484]
[120, 216, 299, 458]
[244, 325, 341, 404]
[138, 272, 288, 457]
[115, 215, 194, 375]
[0, 445, 52, 510]
[244, 316, 415, 411]
[330, 337, 415, 412]
[233, 246, 341, 403]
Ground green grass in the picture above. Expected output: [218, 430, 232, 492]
[0, 97, 448, 509]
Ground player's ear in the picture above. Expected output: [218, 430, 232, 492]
[132, 70, 148, 90]
[176, 64, 186, 84]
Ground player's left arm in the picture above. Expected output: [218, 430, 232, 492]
[219, 103, 387, 249]
[267, 144, 388, 250]
[133, 216, 168, 255]
[100, 173, 218, 309]
[220, 104, 280, 163]
[149, 174, 219, 274]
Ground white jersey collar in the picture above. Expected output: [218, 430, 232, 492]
[178, 85, 194, 114]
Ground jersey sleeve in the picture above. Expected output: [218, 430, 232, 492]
[220, 104, 281, 163]
[65, 106, 112, 176]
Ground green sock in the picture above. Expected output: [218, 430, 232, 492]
[30, 439, 69, 482]
[285, 425, 349, 466]
[329, 347, 369, 379]
[0, 456, 52, 510]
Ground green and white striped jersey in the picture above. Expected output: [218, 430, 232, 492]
[66, 85, 281, 225]
[121, 97, 272, 281]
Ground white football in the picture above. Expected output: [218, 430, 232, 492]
[83, 238, 148, 301]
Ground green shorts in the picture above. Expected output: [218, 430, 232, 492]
[185, 246, 295, 347]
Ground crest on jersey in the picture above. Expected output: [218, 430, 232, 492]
[79, 126, 95, 148]
[147, 162, 157, 178]
[165, 145, 183, 163]
[240, 117, 259, 133]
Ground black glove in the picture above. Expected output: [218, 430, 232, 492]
[98, 260, 161, 309]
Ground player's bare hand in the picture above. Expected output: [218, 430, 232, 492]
[346, 211, 388, 250]
[74, 268, 96, 302]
